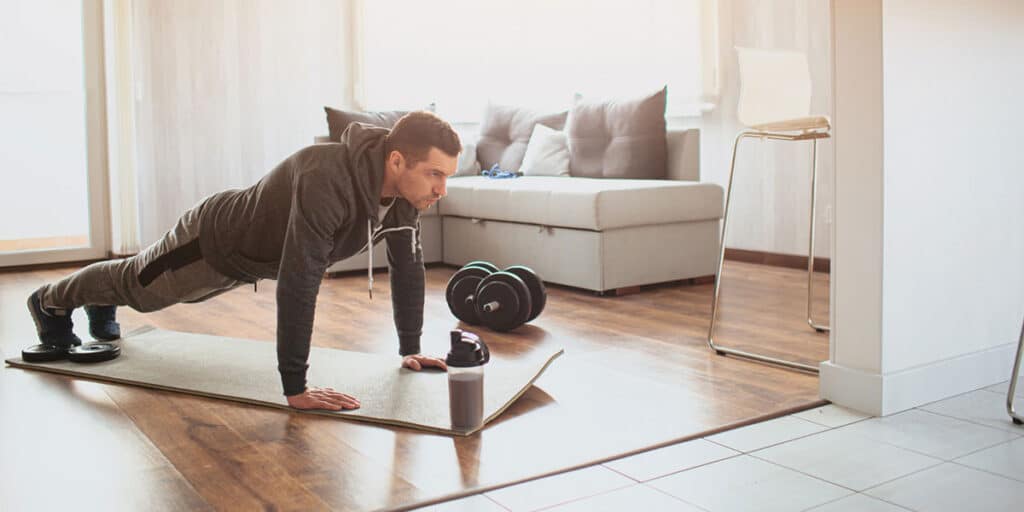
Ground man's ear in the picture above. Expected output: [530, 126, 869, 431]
[388, 150, 404, 170]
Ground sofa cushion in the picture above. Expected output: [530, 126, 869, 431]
[520, 124, 570, 177]
[440, 176, 722, 231]
[476, 104, 568, 172]
[567, 87, 668, 179]
[454, 141, 482, 177]
[325, 106, 410, 142]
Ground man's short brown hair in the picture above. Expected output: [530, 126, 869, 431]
[384, 111, 462, 166]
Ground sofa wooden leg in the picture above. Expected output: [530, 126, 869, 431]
[687, 275, 715, 285]
[600, 286, 642, 297]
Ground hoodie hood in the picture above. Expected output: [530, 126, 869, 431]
[338, 122, 390, 225]
[338, 122, 421, 299]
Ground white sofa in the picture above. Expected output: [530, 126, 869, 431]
[324, 128, 723, 294]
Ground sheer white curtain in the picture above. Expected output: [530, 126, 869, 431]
[360, 0, 718, 121]
[123, 0, 353, 246]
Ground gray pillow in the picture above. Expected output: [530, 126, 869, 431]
[566, 87, 668, 179]
[324, 107, 408, 142]
[476, 104, 568, 172]
[454, 141, 482, 177]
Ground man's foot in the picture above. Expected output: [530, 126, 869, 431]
[26, 289, 82, 348]
[84, 305, 121, 341]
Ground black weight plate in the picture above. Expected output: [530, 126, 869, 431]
[446, 266, 492, 324]
[21, 344, 68, 363]
[67, 342, 121, 363]
[475, 272, 532, 331]
[445, 266, 491, 308]
[462, 260, 500, 274]
[504, 265, 547, 322]
[448, 276, 484, 324]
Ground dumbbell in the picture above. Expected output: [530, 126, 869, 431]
[445, 261, 547, 331]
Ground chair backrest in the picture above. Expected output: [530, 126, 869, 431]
[735, 47, 813, 127]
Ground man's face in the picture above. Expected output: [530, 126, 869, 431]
[395, 147, 458, 210]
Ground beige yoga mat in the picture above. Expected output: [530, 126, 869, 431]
[4, 326, 563, 436]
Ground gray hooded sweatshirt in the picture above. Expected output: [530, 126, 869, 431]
[194, 123, 424, 396]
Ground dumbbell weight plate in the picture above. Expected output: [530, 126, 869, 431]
[474, 272, 532, 332]
[504, 265, 546, 322]
[21, 344, 68, 363]
[462, 260, 500, 274]
[446, 266, 493, 324]
[67, 342, 121, 363]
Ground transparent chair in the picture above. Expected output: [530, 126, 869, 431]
[707, 47, 831, 373]
[1009, 318, 1023, 425]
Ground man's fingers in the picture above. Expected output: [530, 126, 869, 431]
[424, 357, 448, 370]
[304, 388, 360, 410]
[406, 358, 422, 371]
[314, 397, 358, 411]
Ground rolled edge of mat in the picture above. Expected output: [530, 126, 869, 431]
[480, 349, 564, 431]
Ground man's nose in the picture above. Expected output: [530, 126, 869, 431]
[435, 180, 447, 198]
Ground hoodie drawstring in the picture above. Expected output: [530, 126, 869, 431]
[365, 220, 418, 300]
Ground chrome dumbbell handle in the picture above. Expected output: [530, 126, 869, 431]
[482, 301, 501, 313]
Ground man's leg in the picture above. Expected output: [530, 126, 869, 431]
[28, 204, 242, 345]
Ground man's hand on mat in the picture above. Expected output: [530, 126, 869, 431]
[286, 387, 360, 411]
[402, 354, 448, 372]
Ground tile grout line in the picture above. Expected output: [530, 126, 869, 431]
[642, 482, 714, 512]
[630, 451, 744, 483]
[599, 463, 641, 483]
[948, 459, 1024, 484]
[914, 403, 1024, 433]
[797, 492, 915, 512]
[523, 480, 636, 512]
[482, 493, 512, 511]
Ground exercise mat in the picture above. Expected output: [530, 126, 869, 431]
[5, 326, 563, 436]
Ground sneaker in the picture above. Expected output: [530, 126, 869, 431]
[84, 305, 121, 341]
[26, 289, 82, 348]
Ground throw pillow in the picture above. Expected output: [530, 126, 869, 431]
[454, 141, 482, 177]
[476, 103, 568, 173]
[519, 124, 570, 177]
[566, 86, 668, 179]
[324, 104, 437, 142]
[324, 106, 408, 142]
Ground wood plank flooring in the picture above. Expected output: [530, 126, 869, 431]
[0, 262, 829, 511]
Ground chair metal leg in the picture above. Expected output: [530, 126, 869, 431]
[706, 132, 819, 373]
[807, 138, 830, 333]
[1008, 318, 1023, 425]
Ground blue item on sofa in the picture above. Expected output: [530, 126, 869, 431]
[481, 163, 522, 179]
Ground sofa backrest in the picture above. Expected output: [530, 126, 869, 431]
[666, 128, 700, 182]
[315, 127, 701, 182]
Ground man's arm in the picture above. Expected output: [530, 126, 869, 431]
[385, 216, 425, 357]
[276, 171, 344, 397]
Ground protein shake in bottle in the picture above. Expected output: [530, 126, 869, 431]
[445, 329, 490, 431]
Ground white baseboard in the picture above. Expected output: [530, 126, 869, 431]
[820, 342, 1017, 416]
[819, 362, 883, 416]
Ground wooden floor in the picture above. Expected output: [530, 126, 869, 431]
[0, 261, 829, 511]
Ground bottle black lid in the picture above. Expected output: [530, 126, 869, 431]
[445, 330, 490, 368]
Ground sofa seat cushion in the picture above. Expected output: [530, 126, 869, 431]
[440, 177, 722, 231]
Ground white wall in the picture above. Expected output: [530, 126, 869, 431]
[700, 0, 834, 258]
[880, 0, 1024, 373]
[822, 0, 1024, 415]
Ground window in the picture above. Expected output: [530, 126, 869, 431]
[361, 0, 715, 121]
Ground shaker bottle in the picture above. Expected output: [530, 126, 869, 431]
[445, 329, 490, 431]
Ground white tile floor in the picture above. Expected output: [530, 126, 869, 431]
[415, 390, 1024, 512]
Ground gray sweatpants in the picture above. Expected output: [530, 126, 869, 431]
[39, 204, 245, 314]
